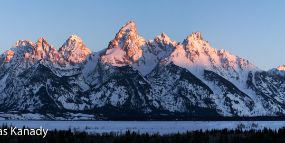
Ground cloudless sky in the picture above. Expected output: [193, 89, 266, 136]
[0, 0, 285, 70]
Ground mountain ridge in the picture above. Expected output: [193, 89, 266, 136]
[0, 20, 284, 120]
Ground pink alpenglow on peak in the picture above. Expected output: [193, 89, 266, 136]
[145, 33, 176, 56]
[101, 21, 145, 66]
[185, 32, 203, 41]
[36, 37, 51, 49]
[169, 32, 257, 83]
[0, 35, 92, 67]
[32, 37, 57, 61]
[15, 40, 34, 48]
[154, 33, 177, 48]
[277, 65, 285, 71]
[59, 34, 92, 65]
[269, 64, 285, 77]
[3, 50, 14, 63]
[131, 33, 177, 75]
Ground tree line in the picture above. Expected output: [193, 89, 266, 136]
[0, 125, 284, 143]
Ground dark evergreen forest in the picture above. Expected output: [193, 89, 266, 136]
[0, 125, 285, 143]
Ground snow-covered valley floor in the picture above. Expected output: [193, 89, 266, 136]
[0, 121, 284, 135]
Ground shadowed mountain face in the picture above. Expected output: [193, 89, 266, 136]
[0, 21, 285, 120]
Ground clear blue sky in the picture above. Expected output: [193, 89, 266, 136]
[0, 0, 284, 70]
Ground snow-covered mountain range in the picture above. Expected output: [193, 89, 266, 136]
[0, 21, 285, 120]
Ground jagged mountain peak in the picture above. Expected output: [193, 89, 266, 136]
[14, 40, 34, 48]
[2, 50, 14, 63]
[35, 37, 52, 50]
[185, 32, 203, 42]
[109, 20, 145, 49]
[149, 33, 177, 53]
[182, 32, 208, 51]
[268, 64, 285, 77]
[60, 34, 87, 51]
[218, 49, 235, 59]
[29, 37, 58, 62]
[276, 64, 285, 71]
[61, 35, 86, 50]
[168, 31, 258, 85]
[3, 35, 91, 66]
[131, 32, 176, 76]
[112, 20, 140, 44]
[154, 33, 175, 46]
[1, 40, 35, 65]
[37, 37, 48, 43]
[67, 34, 83, 42]
[101, 21, 145, 66]
[119, 20, 137, 33]
[58, 35, 91, 65]
[159, 33, 170, 39]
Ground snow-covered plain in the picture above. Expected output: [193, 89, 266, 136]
[0, 121, 284, 135]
